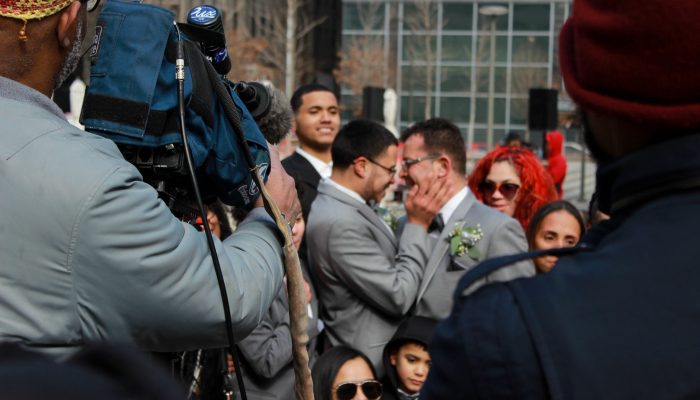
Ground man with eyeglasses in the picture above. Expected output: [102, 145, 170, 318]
[306, 120, 450, 372]
[0, 0, 298, 358]
[399, 118, 535, 320]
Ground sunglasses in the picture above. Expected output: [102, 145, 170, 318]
[479, 181, 521, 200]
[335, 380, 382, 400]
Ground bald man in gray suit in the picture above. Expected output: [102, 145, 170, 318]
[400, 118, 535, 319]
[306, 120, 450, 372]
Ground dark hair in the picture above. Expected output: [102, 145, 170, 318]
[290, 83, 337, 113]
[400, 118, 467, 175]
[332, 120, 399, 169]
[311, 346, 377, 400]
[207, 201, 233, 239]
[526, 200, 586, 249]
[503, 130, 523, 145]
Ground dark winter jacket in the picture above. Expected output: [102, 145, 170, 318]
[423, 133, 700, 399]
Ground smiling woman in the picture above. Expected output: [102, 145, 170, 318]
[468, 146, 558, 231]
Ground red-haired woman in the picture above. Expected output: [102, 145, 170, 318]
[468, 146, 558, 231]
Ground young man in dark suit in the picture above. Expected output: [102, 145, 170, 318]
[282, 83, 340, 223]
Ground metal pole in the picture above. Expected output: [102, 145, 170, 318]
[486, 16, 497, 150]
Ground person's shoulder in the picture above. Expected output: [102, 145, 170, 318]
[425, 276, 550, 399]
[465, 198, 521, 233]
[281, 151, 306, 171]
[2, 99, 135, 181]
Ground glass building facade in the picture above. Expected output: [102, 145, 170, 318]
[340, 0, 572, 147]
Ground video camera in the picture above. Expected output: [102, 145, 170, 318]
[81, 1, 274, 218]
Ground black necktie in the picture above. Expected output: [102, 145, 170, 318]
[428, 214, 444, 233]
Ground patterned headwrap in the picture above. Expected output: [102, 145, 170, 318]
[0, 0, 73, 20]
[0, 0, 74, 41]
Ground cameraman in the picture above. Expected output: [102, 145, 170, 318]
[0, 0, 299, 357]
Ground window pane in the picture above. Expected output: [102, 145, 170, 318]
[439, 97, 470, 124]
[510, 98, 528, 125]
[404, 3, 439, 31]
[512, 36, 550, 63]
[443, 3, 473, 31]
[402, 65, 438, 92]
[402, 35, 438, 62]
[476, 67, 507, 94]
[476, 35, 508, 63]
[441, 66, 471, 92]
[513, 4, 550, 31]
[401, 95, 436, 122]
[442, 35, 472, 62]
[342, 34, 385, 54]
[511, 67, 549, 95]
[473, 128, 487, 147]
[475, 97, 506, 124]
[343, 3, 386, 31]
[340, 94, 362, 120]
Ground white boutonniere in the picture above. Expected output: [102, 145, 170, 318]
[375, 206, 398, 231]
[448, 223, 484, 259]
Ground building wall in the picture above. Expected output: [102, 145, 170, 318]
[340, 0, 572, 148]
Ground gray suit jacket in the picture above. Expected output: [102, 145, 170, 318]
[0, 80, 283, 357]
[409, 189, 535, 319]
[306, 181, 432, 371]
[235, 261, 320, 400]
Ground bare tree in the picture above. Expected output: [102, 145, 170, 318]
[232, 0, 324, 91]
[403, 0, 439, 120]
[510, 36, 549, 127]
[334, 2, 388, 117]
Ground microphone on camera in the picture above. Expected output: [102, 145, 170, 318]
[186, 5, 231, 75]
[237, 81, 293, 145]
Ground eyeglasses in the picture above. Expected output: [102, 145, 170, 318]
[479, 181, 521, 200]
[401, 154, 440, 169]
[335, 380, 382, 400]
[367, 158, 397, 175]
[81, 0, 101, 12]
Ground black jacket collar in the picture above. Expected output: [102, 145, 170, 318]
[596, 133, 700, 216]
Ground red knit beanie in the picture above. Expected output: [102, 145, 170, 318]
[559, 1, 700, 129]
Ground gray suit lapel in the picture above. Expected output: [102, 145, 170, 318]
[416, 192, 476, 302]
[318, 181, 397, 246]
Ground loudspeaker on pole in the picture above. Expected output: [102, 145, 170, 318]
[362, 86, 385, 122]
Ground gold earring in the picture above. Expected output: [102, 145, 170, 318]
[18, 19, 28, 42]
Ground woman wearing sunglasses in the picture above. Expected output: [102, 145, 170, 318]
[312, 346, 383, 400]
[468, 146, 558, 231]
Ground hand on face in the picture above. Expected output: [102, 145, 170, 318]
[404, 170, 452, 229]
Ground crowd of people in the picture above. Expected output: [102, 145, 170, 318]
[3, 0, 700, 398]
[199, 82, 578, 399]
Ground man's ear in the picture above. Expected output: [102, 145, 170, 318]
[352, 157, 368, 178]
[291, 118, 297, 134]
[56, 1, 82, 49]
[435, 154, 452, 178]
